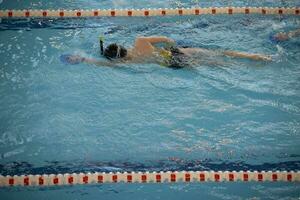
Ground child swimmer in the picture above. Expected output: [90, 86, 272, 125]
[61, 36, 272, 68]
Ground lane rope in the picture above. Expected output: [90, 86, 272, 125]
[1, 171, 299, 187]
[0, 7, 299, 18]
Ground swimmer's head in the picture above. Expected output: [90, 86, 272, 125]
[104, 43, 127, 59]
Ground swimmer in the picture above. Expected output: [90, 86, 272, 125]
[271, 28, 300, 42]
[61, 36, 272, 68]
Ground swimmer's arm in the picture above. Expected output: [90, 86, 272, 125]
[223, 50, 272, 61]
[136, 36, 175, 44]
[274, 28, 300, 41]
[288, 29, 300, 38]
[83, 57, 117, 67]
[179, 48, 271, 61]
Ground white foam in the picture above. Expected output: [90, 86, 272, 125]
[112, 0, 127, 7]
[2, 147, 25, 159]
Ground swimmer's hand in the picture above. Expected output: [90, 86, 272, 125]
[273, 32, 289, 42]
[260, 55, 272, 61]
[273, 29, 300, 42]
[60, 54, 85, 65]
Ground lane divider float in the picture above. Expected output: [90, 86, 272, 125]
[0, 170, 299, 187]
[0, 7, 299, 18]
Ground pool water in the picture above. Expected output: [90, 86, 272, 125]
[0, 0, 300, 199]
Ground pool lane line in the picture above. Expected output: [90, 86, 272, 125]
[0, 7, 299, 18]
[0, 170, 299, 186]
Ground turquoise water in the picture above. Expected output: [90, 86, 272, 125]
[0, 0, 300, 199]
